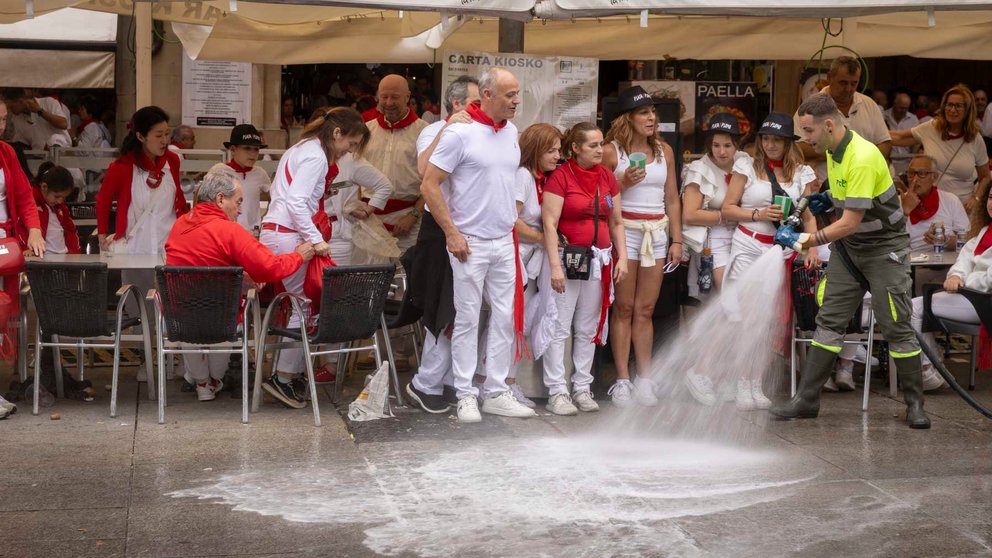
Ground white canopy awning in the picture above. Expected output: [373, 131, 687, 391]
[545, 0, 992, 18]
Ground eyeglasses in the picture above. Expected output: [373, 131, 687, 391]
[945, 102, 967, 111]
[662, 260, 681, 274]
[906, 170, 936, 179]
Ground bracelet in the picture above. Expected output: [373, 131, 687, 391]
[752, 208, 759, 222]
[670, 241, 682, 245]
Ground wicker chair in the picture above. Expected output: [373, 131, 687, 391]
[253, 264, 397, 426]
[148, 266, 259, 424]
[791, 261, 877, 411]
[24, 261, 153, 417]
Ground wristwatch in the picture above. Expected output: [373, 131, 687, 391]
[409, 206, 423, 219]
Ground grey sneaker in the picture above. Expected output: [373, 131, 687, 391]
[508, 383, 537, 408]
[546, 393, 578, 416]
[572, 390, 600, 412]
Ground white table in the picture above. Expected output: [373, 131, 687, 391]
[27, 253, 164, 270]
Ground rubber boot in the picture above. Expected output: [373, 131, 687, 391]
[895, 354, 931, 429]
[769, 346, 838, 419]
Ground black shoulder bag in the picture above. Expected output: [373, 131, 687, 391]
[560, 167, 599, 281]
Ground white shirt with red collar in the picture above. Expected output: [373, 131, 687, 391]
[263, 137, 330, 244]
[208, 161, 271, 233]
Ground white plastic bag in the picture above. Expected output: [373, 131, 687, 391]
[347, 361, 394, 422]
[344, 198, 400, 263]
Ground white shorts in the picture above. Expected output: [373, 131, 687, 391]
[624, 226, 669, 264]
[710, 233, 733, 270]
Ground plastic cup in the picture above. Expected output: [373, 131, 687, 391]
[629, 152, 647, 169]
[773, 195, 793, 223]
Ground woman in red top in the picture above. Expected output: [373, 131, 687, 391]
[541, 122, 627, 414]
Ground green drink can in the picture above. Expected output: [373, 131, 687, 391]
[628, 152, 647, 168]
[774, 195, 793, 223]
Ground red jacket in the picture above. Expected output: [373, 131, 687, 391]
[0, 141, 42, 248]
[165, 202, 303, 283]
[96, 150, 189, 240]
[32, 188, 80, 254]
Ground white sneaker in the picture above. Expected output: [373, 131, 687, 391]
[684, 368, 717, 406]
[0, 393, 15, 415]
[196, 382, 215, 401]
[852, 345, 879, 366]
[508, 383, 537, 408]
[736, 379, 756, 411]
[481, 391, 537, 418]
[608, 380, 634, 408]
[750, 381, 772, 410]
[823, 376, 839, 392]
[835, 360, 856, 391]
[457, 396, 482, 423]
[633, 376, 659, 407]
[572, 390, 600, 412]
[921, 364, 947, 392]
[546, 393, 578, 416]
[0, 406, 10, 420]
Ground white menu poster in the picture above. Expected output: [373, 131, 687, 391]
[441, 50, 598, 131]
[181, 54, 251, 128]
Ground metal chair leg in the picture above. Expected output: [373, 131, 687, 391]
[19, 283, 28, 383]
[110, 328, 122, 418]
[135, 291, 156, 401]
[76, 347, 84, 382]
[242, 337, 250, 424]
[790, 329, 798, 398]
[380, 314, 404, 407]
[51, 334, 64, 399]
[861, 317, 875, 413]
[32, 323, 42, 415]
[969, 337, 978, 391]
[157, 316, 167, 424]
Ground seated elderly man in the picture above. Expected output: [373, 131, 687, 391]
[900, 154, 969, 252]
[165, 171, 315, 402]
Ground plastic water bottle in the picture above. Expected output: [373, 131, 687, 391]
[698, 238, 713, 294]
[933, 221, 946, 262]
[956, 228, 966, 252]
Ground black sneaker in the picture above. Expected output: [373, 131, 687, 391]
[406, 383, 451, 414]
[262, 377, 306, 409]
[291, 376, 311, 402]
[442, 384, 459, 406]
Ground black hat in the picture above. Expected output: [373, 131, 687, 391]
[617, 85, 656, 114]
[224, 124, 267, 149]
[757, 112, 799, 140]
[705, 112, 741, 136]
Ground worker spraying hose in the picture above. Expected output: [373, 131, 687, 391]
[772, 92, 930, 429]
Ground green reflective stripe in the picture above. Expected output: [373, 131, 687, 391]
[811, 340, 842, 353]
[890, 349, 922, 358]
[887, 292, 898, 321]
[816, 276, 827, 306]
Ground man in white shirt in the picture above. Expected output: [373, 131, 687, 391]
[168, 125, 199, 195]
[900, 154, 969, 252]
[794, 57, 891, 188]
[2, 88, 71, 150]
[406, 76, 479, 414]
[884, 92, 920, 175]
[420, 67, 535, 422]
[361, 74, 429, 257]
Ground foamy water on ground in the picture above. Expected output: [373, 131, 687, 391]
[171, 436, 820, 557]
[169, 248, 820, 556]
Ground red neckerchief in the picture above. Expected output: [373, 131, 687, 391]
[909, 187, 941, 225]
[171, 142, 185, 150]
[376, 109, 418, 131]
[77, 118, 99, 135]
[566, 158, 602, 200]
[227, 160, 253, 177]
[724, 173, 732, 185]
[975, 225, 992, 256]
[124, 150, 168, 189]
[535, 172, 547, 204]
[466, 102, 506, 133]
[767, 158, 784, 169]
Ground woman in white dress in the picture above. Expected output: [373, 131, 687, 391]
[721, 112, 819, 411]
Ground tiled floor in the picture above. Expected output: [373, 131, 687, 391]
[2, 359, 992, 558]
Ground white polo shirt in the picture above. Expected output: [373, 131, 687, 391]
[429, 120, 520, 240]
[10, 97, 71, 150]
[795, 89, 891, 181]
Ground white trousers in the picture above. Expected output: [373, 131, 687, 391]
[911, 292, 980, 365]
[542, 275, 602, 396]
[183, 353, 230, 383]
[259, 229, 308, 375]
[448, 233, 516, 399]
[328, 236, 353, 266]
[411, 330, 453, 395]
